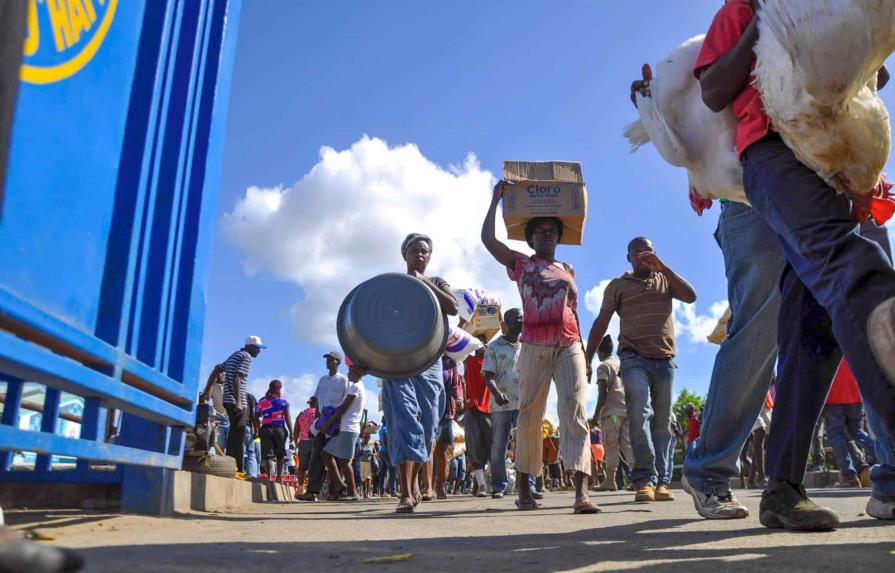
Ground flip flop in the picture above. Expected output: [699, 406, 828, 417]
[573, 501, 602, 514]
[515, 499, 543, 511]
[395, 502, 415, 513]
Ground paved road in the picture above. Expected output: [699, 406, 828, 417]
[6, 488, 894, 572]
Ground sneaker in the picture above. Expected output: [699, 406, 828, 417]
[759, 481, 839, 531]
[296, 492, 318, 502]
[635, 485, 655, 502]
[868, 296, 895, 385]
[654, 484, 675, 501]
[492, 491, 505, 499]
[681, 475, 749, 519]
[866, 493, 895, 520]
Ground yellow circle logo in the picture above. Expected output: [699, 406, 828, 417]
[20, 0, 118, 85]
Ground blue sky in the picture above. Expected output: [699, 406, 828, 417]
[200, 1, 895, 422]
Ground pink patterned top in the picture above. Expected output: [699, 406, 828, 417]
[507, 251, 581, 347]
[296, 407, 316, 441]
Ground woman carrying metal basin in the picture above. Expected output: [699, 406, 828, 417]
[481, 182, 599, 514]
[340, 233, 459, 513]
[386, 233, 458, 513]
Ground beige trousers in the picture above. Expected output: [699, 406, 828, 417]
[600, 413, 634, 475]
[515, 343, 591, 476]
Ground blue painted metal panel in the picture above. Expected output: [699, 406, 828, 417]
[0, 426, 182, 469]
[0, 0, 243, 485]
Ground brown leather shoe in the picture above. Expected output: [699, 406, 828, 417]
[635, 485, 655, 502]
[655, 484, 675, 501]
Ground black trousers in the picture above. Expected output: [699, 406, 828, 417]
[306, 432, 330, 494]
[225, 404, 247, 473]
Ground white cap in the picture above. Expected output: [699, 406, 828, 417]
[244, 335, 267, 349]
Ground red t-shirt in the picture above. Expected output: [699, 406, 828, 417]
[694, 0, 770, 156]
[827, 360, 862, 405]
[463, 354, 491, 414]
[687, 412, 701, 442]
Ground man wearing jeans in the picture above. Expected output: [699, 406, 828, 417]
[586, 237, 696, 503]
[484, 308, 526, 498]
[696, 0, 895, 529]
[825, 361, 870, 488]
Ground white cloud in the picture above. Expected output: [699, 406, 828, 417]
[223, 136, 523, 348]
[672, 299, 729, 344]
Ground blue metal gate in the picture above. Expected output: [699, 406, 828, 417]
[0, 0, 242, 491]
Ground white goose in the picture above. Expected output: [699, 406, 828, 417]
[626, 0, 895, 218]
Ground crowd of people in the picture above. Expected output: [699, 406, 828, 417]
[197, 0, 895, 533]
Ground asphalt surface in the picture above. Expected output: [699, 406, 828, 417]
[5, 487, 894, 572]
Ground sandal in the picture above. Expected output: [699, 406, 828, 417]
[573, 500, 602, 514]
[395, 502, 415, 513]
[515, 498, 542, 511]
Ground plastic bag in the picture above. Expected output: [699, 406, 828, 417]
[444, 326, 483, 363]
[453, 288, 501, 322]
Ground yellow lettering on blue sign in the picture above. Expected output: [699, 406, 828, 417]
[21, 0, 118, 85]
[24, 0, 39, 57]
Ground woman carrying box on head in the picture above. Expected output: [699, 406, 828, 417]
[481, 180, 599, 514]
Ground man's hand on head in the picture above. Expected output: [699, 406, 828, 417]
[637, 251, 665, 273]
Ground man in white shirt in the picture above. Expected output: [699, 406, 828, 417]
[298, 351, 350, 501]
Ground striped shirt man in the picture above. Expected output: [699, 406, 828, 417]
[600, 271, 675, 358]
[221, 349, 252, 409]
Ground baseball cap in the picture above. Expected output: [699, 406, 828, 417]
[244, 335, 267, 349]
[323, 351, 343, 361]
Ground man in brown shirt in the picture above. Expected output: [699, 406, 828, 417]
[585, 237, 696, 503]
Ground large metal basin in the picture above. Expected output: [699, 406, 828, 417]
[337, 273, 449, 379]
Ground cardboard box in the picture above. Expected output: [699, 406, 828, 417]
[502, 161, 588, 245]
[462, 304, 502, 342]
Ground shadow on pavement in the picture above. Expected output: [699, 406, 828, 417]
[75, 515, 895, 573]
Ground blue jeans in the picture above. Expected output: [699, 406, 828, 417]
[381, 360, 445, 465]
[743, 135, 895, 486]
[244, 426, 259, 478]
[378, 451, 397, 494]
[684, 201, 784, 494]
[489, 410, 535, 493]
[824, 403, 868, 479]
[619, 350, 675, 488]
[450, 453, 466, 482]
[215, 412, 230, 452]
[865, 401, 895, 499]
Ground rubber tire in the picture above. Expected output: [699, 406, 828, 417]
[182, 455, 237, 478]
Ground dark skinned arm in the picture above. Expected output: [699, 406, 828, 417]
[592, 380, 608, 425]
[415, 274, 459, 316]
[698, 8, 760, 112]
[284, 405, 293, 443]
[483, 370, 509, 407]
[198, 364, 224, 402]
[584, 310, 615, 381]
[481, 181, 516, 271]
[639, 252, 697, 304]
